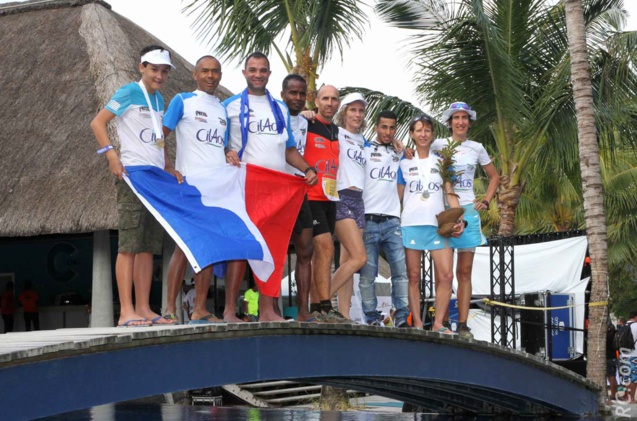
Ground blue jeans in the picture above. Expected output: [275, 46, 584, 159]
[359, 216, 409, 324]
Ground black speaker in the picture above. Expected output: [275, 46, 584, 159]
[520, 293, 545, 357]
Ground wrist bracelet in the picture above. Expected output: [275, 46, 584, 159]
[481, 200, 490, 207]
[304, 167, 316, 175]
[97, 145, 114, 155]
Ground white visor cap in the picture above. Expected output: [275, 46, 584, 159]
[140, 49, 175, 69]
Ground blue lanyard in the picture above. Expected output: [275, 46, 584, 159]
[238, 89, 286, 159]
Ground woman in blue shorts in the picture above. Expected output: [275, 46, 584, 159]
[397, 115, 464, 333]
[431, 102, 500, 339]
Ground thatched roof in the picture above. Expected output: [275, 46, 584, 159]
[0, 0, 232, 237]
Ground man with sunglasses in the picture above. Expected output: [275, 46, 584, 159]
[359, 110, 409, 327]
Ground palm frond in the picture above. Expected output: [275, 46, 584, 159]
[340, 86, 430, 142]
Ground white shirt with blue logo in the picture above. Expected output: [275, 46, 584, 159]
[285, 114, 309, 176]
[105, 82, 165, 168]
[163, 90, 228, 177]
[363, 142, 402, 218]
[223, 94, 295, 173]
[397, 153, 445, 227]
[430, 138, 491, 206]
[336, 128, 367, 191]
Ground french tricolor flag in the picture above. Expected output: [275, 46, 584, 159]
[124, 164, 307, 297]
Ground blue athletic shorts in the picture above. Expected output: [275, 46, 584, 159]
[448, 204, 487, 249]
[402, 225, 449, 251]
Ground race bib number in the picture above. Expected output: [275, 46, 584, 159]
[322, 177, 339, 201]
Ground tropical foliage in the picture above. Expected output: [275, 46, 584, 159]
[183, 0, 368, 104]
[375, 0, 637, 237]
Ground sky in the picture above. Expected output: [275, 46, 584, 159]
[3, 0, 637, 113]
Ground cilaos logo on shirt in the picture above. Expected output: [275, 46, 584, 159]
[315, 158, 338, 176]
[139, 128, 160, 144]
[347, 148, 366, 166]
[248, 118, 280, 135]
[370, 166, 397, 181]
[196, 128, 224, 147]
[409, 180, 441, 193]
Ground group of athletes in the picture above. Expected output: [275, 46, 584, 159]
[91, 45, 500, 337]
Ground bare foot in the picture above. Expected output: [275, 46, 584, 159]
[432, 325, 455, 334]
[296, 310, 314, 322]
[138, 311, 175, 325]
[223, 313, 245, 323]
[117, 312, 151, 327]
[259, 311, 286, 322]
[191, 312, 223, 323]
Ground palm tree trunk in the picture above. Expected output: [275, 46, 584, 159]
[496, 173, 522, 237]
[564, 0, 609, 409]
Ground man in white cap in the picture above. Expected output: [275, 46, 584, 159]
[90, 45, 176, 327]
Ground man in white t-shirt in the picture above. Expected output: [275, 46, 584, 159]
[359, 111, 409, 327]
[90, 45, 175, 327]
[161, 55, 232, 325]
[281, 74, 314, 322]
[223, 52, 317, 322]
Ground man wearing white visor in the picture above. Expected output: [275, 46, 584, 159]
[90, 45, 176, 327]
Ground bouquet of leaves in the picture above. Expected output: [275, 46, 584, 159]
[435, 141, 465, 237]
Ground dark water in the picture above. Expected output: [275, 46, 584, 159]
[36, 403, 623, 420]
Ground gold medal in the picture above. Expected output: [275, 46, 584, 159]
[155, 138, 165, 149]
[421, 190, 430, 201]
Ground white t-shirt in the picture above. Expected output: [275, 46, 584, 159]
[223, 93, 295, 172]
[397, 151, 445, 227]
[285, 114, 309, 176]
[430, 138, 491, 205]
[163, 90, 228, 177]
[105, 82, 165, 168]
[336, 128, 367, 191]
[363, 142, 402, 217]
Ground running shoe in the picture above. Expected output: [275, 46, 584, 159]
[457, 322, 474, 339]
[323, 309, 352, 324]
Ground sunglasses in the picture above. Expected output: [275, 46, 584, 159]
[449, 102, 472, 111]
[412, 114, 433, 123]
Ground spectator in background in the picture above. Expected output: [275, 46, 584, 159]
[182, 281, 196, 321]
[244, 284, 259, 322]
[19, 280, 40, 331]
[1, 281, 15, 333]
[607, 320, 618, 402]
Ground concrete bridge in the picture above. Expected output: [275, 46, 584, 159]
[0, 323, 599, 420]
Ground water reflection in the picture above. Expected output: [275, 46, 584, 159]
[37, 403, 611, 420]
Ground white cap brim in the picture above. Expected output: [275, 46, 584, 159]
[339, 92, 368, 112]
[140, 49, 175, 69]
